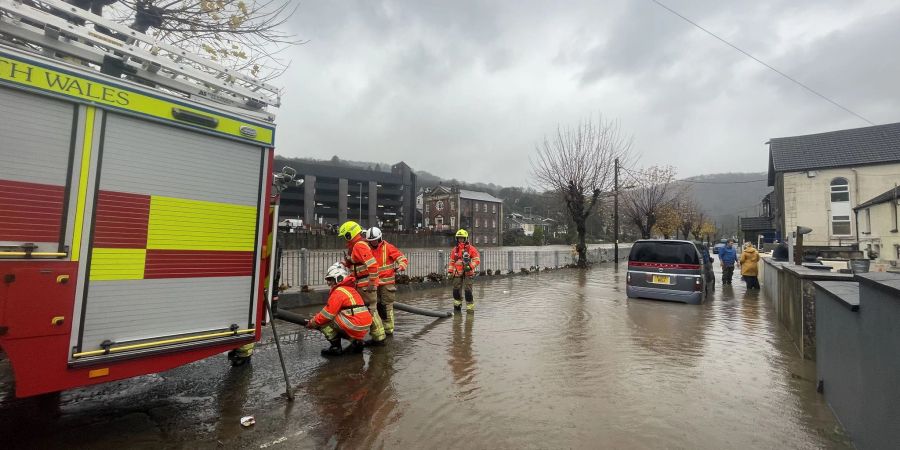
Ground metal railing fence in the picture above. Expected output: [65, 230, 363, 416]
[280, 244, 632, 289]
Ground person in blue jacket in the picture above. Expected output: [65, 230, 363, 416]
[719, 239, 739, 285]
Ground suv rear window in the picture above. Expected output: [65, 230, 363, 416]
[629, 241, 700, 265]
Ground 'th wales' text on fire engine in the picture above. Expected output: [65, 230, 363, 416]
[0, 58, 130, 106]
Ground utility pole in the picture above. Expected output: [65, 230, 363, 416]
[614, 157, 620, 263]
[358, 182, 363, 224]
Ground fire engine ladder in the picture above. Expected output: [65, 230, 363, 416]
[0, 0, 280, 120]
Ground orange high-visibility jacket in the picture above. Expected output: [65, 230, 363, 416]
[344, 234, 380, 288]
[448, 242, 481, 277]
[311, 276, 373, 340]
[373, 240, 408, 285]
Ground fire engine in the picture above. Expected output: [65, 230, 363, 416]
[0, 0, 286, 397]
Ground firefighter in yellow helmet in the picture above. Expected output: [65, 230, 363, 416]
[338, 220, 387, 345]
[447, 229, 480, 312]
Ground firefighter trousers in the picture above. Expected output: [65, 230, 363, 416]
[452, 276, 474, 307]
[361, 289, 386, 341]
[377, 284, 397, 334]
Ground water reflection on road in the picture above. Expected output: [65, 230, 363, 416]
[0, 263, 852, 449]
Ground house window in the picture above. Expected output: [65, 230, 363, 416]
[450, 216, 456, 228]
[830, 178, 850, 202]
[425, 204, 429, 214]
[475, 218, 479, 228]
[436, 200, 445, 211]
[492, 204, 497, 214]
[863, 209, 871, 234]
[493, 236, 497, 244]
[830, 177, 852, 236]
[832, 216, 852, 236]
[450, 201, 455, 211]
[474, 203, 479, 212]
[492, 219, 496, 228]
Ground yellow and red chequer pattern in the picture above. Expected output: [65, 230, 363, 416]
[89, 190, 257, 281]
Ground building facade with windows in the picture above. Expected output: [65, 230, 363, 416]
[422, 186, 503, 246]
[274, 159, 417, 230]
[767, 122, 900, 248]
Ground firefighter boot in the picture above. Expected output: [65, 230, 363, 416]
[465, 290, 475, 313]
[321, 338, 344, 357]
[453, 288, 463, 311]
[383, 304, 395, 335]
[228, 343, 254, 367]
[347, 340, 365, 354]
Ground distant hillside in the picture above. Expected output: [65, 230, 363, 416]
[677, 172, 771, 236]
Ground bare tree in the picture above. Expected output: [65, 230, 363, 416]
[531, 116, 634, 267]
[675, 197, 700, 240]
[620, 165, 684, 239]
[61, 0, 300, 80]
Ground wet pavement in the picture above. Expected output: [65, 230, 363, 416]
[1, 263, 852, 449]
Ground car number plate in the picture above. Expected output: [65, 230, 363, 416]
[651, 275, 671, 284]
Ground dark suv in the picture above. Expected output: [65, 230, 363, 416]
[626, 239, 714, 304]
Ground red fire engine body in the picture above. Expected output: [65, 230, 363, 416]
[0, 1, 282, 397]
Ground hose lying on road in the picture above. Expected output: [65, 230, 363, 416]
[274, 309, 309, 326]
[394, 302, 452, 318]
[275, 303, 451, 326]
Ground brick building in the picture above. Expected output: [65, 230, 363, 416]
[421, 186, 503, 246]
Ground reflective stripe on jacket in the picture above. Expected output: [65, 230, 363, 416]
[344, 235, 380, 288]
[373, 240, 408, 285]
[311, 277, 372, 340]
[448, 242, 480, 278]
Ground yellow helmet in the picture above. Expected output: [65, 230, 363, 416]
[455, 229, 469, 239]
[338, 221, 362, 240]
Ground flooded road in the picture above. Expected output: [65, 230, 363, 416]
[1, 263, 851, 449]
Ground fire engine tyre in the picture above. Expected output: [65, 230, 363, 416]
[394, 302, 453, 318]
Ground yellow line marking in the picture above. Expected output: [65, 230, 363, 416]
[71, 106, 95, 262]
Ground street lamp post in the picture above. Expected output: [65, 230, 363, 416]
[358, 182, 363, 224]
[614, 158, 619, 263]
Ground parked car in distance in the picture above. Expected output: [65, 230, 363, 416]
[712, 239, 729, 254]
[626, 239, 714, 304]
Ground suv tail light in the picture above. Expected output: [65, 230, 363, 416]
[693, 277, 702, 291]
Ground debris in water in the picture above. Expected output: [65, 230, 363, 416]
[241, 415, 256, 427]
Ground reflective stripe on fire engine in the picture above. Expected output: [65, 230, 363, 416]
[70, 106, 96, 262]
[72, 328, 255, 358]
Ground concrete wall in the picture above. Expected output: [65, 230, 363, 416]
[761, 258, 853, 360]
[781, 164, 900, 246]
[816, 273, 900, 449]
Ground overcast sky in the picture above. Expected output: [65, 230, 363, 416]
[274, 0, 900, 187]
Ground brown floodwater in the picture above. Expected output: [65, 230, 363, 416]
[0, 263, 852, 449]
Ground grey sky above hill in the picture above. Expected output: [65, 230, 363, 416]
[275, 0, 900, 187]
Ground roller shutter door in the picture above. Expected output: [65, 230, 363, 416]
[78, 113, 264, 352]
[0, 86, 74, 252]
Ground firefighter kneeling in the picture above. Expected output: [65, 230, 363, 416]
[448, 229, 480, 312]
[306, 263, 373, 356]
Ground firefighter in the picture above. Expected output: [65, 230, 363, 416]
[306, 263, 372, 356]
[364, 226, 409, 335]
[447, 229, 480, 312]
[338, 220, 387, 346]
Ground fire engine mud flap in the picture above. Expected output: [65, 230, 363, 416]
[394, 302, 452, 318]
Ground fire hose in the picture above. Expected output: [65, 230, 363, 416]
[274, 302, 451, 326]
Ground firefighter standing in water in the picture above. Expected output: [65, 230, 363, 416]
[448, 229, 480, 312]
[306, 263, 373, 356]
[365, 227, 409, 335]
[338, 220, 387, 346]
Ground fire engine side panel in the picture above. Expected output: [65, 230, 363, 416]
[0, 86, 74, 251]
[73, 113, 264, 354]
